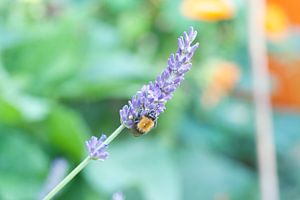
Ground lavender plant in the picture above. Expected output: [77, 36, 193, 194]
[112, 192, 125, 200]
[43, 27, 198, 200]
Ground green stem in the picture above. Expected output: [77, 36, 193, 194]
[43, 124, 125, 200]
[104, 124, 125, 145]
[43, 156, 90, 200]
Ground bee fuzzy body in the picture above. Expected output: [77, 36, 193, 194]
[133, 115, 157, 136]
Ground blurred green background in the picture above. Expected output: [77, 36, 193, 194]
[1, 0, 300, 200]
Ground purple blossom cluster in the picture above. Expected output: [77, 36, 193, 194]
[85, 135, 109, 160]
[120, 27, 199, 129]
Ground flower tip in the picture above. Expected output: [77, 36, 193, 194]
[85, 134, 109, 160]
[100, 134, 107, 141]
[183, 31, 189, 42]
[189, 26, 197, 37]
[194, 42, 200, 49]
[119, 27, 198, 135]
[98, 151, 109, 161]
[194, 30, 198, 37]
[189, 30, 198, 42]
[178, 37, 184, 49]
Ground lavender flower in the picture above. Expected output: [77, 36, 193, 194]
[112, 192, 125, 200]
[39, 158, 68, 199]
[85, 135, 109, 160]
[120, 27, 199, 131]
[44, 28, 198, 200]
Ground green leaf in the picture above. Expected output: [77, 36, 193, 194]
[45, 105, 89, 161]
[0, 127, 49, 199]
[58, 51, 155, 100]
[0, 97, 23, 125]
[179, 148, 258, 200]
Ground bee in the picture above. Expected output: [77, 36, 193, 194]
[132, 112, 157, 136]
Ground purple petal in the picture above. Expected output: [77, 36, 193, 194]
[86, 134, 109, 160]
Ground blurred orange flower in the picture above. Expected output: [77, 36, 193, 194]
[212, 61, 240, 92]
[269, 56, 300, 110]
[181, 0, 235, 21]
[265, 3, 289, 40]
[201, 61, 240, 108]
[268, 0, 300, 26]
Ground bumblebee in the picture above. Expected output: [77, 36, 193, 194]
[132, 112, 157, 136]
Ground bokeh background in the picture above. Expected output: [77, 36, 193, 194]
[1, 0, 300, 199]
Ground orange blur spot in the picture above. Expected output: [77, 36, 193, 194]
[181, 0, 235, 21]
[201, 61, 240, 108]
[265, 3, 289, 40]
[212, 61, 240, 91]
[268, 0, 300, 26]
[269, 56, 300, 110]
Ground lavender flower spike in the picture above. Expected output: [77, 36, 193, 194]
[85, 135, 109, 160]
[120, 27, 199, 133]
[112, 192, 125, 200]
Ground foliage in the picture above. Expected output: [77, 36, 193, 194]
[0, 0, 300, 200]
